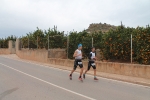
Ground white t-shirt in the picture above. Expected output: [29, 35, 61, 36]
[75, 49, 82, 59]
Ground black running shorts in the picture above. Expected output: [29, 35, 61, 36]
[87, 61, 96, 70]
[73, 59, 83, 70]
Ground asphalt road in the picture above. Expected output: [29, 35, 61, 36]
[0, 56, 150, 100]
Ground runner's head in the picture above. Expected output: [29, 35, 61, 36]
[91, 47, 95, 52]
[78, 44, 82, 50]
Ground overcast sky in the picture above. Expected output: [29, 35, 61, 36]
[0, 0, 150, 38]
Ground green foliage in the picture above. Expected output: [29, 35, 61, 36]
[0, 35, 16, 48]
[68, 30, 103, 59]
[68, 26, 150, 64]
[103, 26, 133, 60]
[102, 26, 150, 64]
[21, 26, 67, 49]
[1, 25, 150, 64]
[133, 27, 150, 64]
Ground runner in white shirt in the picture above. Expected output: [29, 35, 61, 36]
[69, 44, 84, 81]
[83, 47, 98, 80]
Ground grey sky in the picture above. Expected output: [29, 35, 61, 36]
[0, 0, 150, 38]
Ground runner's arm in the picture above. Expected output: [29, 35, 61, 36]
[73, 50, 80, 57]
[88, 53, 92, 60]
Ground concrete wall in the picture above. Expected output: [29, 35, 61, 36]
[15, 39, 150, 79]
[48, 49, 66, 59]
[8, 40, 16, 54]
[15, 39, 66, 60]
[47, 58, 150, 79]
[16, 49, 48, 63]
[15, 48, 150, 79]
[0, 40, 16, 55]
[0, 49, 10, 54]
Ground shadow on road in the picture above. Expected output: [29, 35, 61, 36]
[0, 88, 19, 100]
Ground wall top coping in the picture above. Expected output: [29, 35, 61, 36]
[48, 58, 150, 67]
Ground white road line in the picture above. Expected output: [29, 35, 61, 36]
[1, 56, 150, 89]
[0, 62, 96, 100]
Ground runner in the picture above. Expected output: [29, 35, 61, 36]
[83, 47, 98, 80]
[69, 44, 84, 81]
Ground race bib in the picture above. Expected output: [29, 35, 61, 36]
[78, 62, 82, 64]
[91, 63, 95, 66]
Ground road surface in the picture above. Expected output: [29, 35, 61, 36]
[0, 56, 150, 100]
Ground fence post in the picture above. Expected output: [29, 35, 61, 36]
[3, 40, 4, 48]
[37, 37, 38, 49]
[48, 34, 49, 50]
[21, 36, 23, 49]
[92, 37, 93, 47]
[131, 34, 132, 63]
[21, 35, 23, 49]
[67, 31, 69, 59]
[28, 36, 29, 50]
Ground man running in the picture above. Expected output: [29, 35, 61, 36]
[83, 47, 98, 80]
[69, 44, 84, 81]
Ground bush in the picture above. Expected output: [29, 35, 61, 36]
[1, 25, 150, 64]
[68, 30, 103, 59]
[0, 35, 16, 48]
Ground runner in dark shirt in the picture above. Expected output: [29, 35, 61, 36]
[83, 47, 98, 80]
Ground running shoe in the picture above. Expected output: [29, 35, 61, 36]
[79, 77, 83, 81]
[94, 77, 98, 80]
[69, 74, 72, 80]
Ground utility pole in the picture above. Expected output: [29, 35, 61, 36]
[37, 37, 38, 49]
[92, 37, 93, 47]
[131, 34, 132, 63]
[28, 36, 29, 49]
[67, 31, 69, 59]
[48, 34, 49, 50]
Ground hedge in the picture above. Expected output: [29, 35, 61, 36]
[0, 35, 16, 48]
[0, 25, 150, 64]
